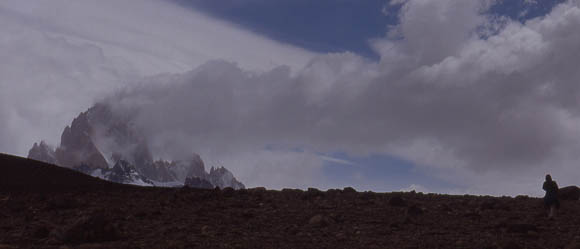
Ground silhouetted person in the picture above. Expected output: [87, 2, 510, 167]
[543, 174, 559, 219]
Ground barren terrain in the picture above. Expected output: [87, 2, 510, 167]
[1, 153, 580, 249]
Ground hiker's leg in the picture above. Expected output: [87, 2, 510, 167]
[549, 206, 556, 218]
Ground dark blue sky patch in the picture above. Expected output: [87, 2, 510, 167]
[174, 0, 399, 60]
[321, 152, 458, 192]
[174, 0, 565, 60]
[487, 0, 565, 22]
[175, 0, 564, 60]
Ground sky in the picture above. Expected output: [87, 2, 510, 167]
[1, 0, 579, 196]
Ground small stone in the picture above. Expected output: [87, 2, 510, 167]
[251, 187, 267, 193]
[502, 241, 522, 249]
[33, 225, 50, 239]
[565, 241, 580, 249]
[47, 196, 79, 210]
[302, 188, 324, 200]
[479, 199, 497, 210]
[439, 204, 452, 212]
[201, 225, 210, 236]
[221, 187, 235, 197]
[506, 223, 537, 233]
[327, 189, 342, 195]
[307, 187, 321, 193]
[242, 210, 254, 219]
[526, 230, 539, 238]
[282, 188, 302, 193]
[515, 195, 529, 200]
[388, 195, 407, 207]
[406, 205, 424, 216]
[309, 215, 324, 225]
[308, 214, 334, 227]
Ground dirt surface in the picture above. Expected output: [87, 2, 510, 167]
[2, 153, 580, 249]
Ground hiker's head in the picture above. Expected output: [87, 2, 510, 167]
[546, 174, 552, 181]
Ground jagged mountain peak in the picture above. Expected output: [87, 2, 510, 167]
[28, 103, 245, 189]
[56, 110, 108, 171]
[208, 166, 245, 190]
[28, 141, 56, 165]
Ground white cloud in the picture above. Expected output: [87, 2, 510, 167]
[319, 156, 356, 166]
[107, 0, 580, 194]
[208, 149, 326, 190]
[0, 0, 316, 156]
[2, 0, 580, 195]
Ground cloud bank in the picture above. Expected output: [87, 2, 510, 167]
[0, 0, 315, 156]
[3, 0, 580, 195]
[103, 0, 580, 195]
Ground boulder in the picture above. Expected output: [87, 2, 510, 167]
[559, 186, 580, 201]
[308, 214, 335, 227]
[343, 187, 357, 194]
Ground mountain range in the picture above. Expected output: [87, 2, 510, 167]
[28, 103, 244, 189]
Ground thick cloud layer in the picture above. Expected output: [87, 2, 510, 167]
[0, 0, 315, 156]
[3, 0, 580, 195]
[103, 0, 580, 195]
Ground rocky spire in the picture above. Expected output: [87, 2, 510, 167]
[28, 141, 56, 164]
[54, 111, 108, 170]
[28, 102, 245, 189]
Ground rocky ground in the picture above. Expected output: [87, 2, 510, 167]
[2, 153, 580, 249]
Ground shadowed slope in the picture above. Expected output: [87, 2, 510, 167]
[3, 153, 580, 248]
[0, 153, 118, 191]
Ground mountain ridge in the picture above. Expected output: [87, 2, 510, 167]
[28, 103, 244, 189]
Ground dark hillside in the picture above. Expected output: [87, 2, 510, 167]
[0, 153, 119, 191]
[2, 153, 580, 248]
